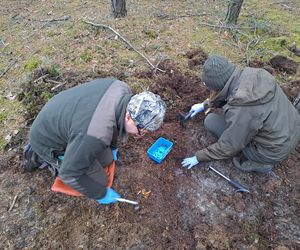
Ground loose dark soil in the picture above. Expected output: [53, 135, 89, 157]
[1, 51, 300, 249]
[269, 55, 298, 74]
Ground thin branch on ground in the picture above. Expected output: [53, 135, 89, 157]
[33, 74, 49, 83]
[83, 20, 165, 73]
[0, 57, 19, 78]
[40, 15, 70, 22]
[47, 79, 64, 85]
[40, 16, 70, 29]
[48, 79, 66, 91]
[0, 38, 7, 47]
[228, 27, 261, 65]
[8, 194, 18, 212]
[153, 56, 165, 75]
[244, 37, 261, 64]
[152, 45, 162, 56]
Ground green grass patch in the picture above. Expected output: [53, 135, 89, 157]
[41, 91, 53, 101]
[48, 64, 60, 78]
[24, 58, 41, 72]
[0, 112, 7, 124]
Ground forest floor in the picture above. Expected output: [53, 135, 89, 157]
[0, 1, 300, 249]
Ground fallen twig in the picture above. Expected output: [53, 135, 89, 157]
[50, 82, 66, 91]
[40, 16, 70, 29]
[0, 38, 6, 47]
[228, 28, 261, 65]
[154, 56, 165, 74]
[48, 79, 66, 91]
[33, 73, 49, 83]
[245, 37, 261, 64]
[83, 20, 165, 73]
[47, 79, 64, 85]
[8, 194, 18, 212]
[0, 59, 18, 78]
[40, 15, 70, 22]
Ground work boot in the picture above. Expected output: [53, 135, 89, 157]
[23, 144, 58, 176]
[232, 156, 273, 173]
[22, 144, 43, 172]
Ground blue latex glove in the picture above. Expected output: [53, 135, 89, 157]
[181, 156, 199, 169]
[189, 102, 205, 118]
[112, 148, 118, 161]
[97, 188, 120, 204]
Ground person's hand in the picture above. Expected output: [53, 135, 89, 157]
[112, 148, 118, 161]
[181, 156, 199, 169]
[189, 102, 205, 118]
[96, 188, 120, 204]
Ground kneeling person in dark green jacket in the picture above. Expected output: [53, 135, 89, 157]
[182, 55, 300, 173]
[23, 78, 166, 204]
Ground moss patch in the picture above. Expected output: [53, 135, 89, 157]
[24, 58, 42, 72]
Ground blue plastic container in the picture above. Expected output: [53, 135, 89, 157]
[147, 137, 174, 163]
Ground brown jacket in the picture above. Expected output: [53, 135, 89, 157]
[196, 67, 300, 164]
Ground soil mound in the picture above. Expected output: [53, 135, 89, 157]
[269, 55, 298, 74]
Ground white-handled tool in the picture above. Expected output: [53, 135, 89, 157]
[116, 197, 141, 211]
[116, 198, 139, 205]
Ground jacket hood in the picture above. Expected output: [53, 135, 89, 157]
[116, 93, 133, 140]
[210, 68, 241, 107]
[228, 67, 276, 106]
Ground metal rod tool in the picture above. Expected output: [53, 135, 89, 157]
[116, 198, 141, 211]
[209, 166, 250, 193]
[116, 198, 139, 205]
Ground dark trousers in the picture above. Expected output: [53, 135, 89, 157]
[203, 113, 279, 164]
[204, 113, 226, 139]
[203, 113, 250, 161]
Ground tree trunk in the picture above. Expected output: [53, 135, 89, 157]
[111, 0, 127, 18]
[225, 0, 243, 25]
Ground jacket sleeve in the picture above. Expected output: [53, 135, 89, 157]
[195, 106, 262, 161]
[59, 133, 113, 199]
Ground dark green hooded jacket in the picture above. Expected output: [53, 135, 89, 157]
[196, 67, 300, 164]
[29, 78, 132, 199]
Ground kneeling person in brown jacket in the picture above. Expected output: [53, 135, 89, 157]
[23, 78, 166, 204]
[182, 55, 300, 173]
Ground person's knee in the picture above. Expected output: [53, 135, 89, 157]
[204, 113, 216, 130]
[204, 113, 226, 138]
